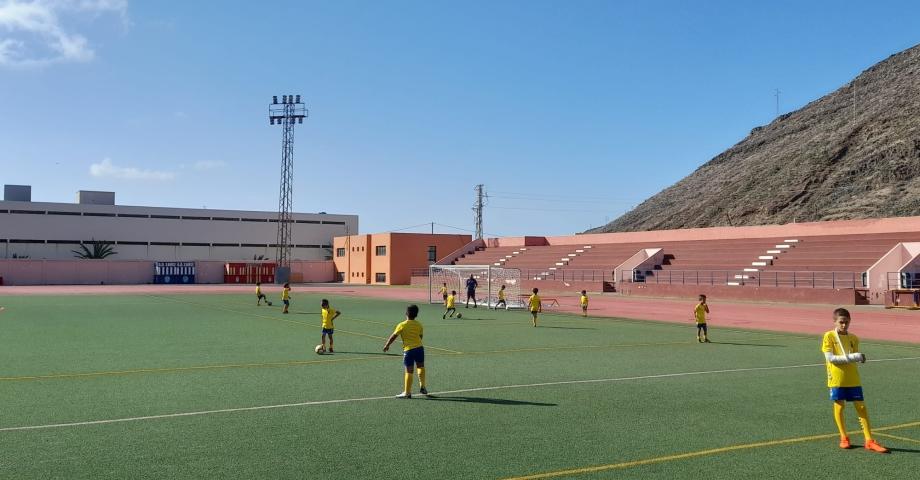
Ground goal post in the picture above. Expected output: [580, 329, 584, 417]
[428, 264, 524, 309]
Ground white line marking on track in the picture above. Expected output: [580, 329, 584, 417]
[3, 356, 919, 433]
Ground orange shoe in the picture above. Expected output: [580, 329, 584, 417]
[839, 436, 851, 449]
[864, 439, 889, 453]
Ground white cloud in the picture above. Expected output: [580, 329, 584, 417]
[90, 158, 175, 181]
[193, 160, 227, 171]
[0, 0, 127, 68]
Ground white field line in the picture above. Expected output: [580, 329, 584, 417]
[2, 356, 919, 433]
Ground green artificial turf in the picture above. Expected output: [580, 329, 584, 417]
[0, 292, 918, 479]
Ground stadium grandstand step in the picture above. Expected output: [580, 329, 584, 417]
[726, 281, 742, 286]
[744, 268, 760, 272]
[758, 255, 777, 260]
[766, 249, 782, 254]
[775, 244, 792, 249]
[752, 261, 769, 266]
[783, 239, 799, 243]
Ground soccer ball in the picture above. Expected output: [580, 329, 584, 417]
[315, 345, 325, 354]
[267, 301, 273, 306]
[457, 313, 462, 318]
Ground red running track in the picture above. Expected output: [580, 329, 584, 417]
[1, 284, 918, 344]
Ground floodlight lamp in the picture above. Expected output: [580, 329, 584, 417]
[295, 95, 301, 103]
[270, 118, 275, 125]
[273, 96, 278, 104]
[298, 117, 303, 124]
[282, 95, 287, 103]
[288, 94, 294, 103]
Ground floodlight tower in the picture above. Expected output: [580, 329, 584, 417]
[269, 94, 308, 283]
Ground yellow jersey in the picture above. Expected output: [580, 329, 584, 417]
[694, 303, 707, 324]
[321, 307, 337, 329]
[446, 294, 455, 308]
[529, 294, 541, 312]
[498, 289, 506, 300]
[393, 319, 424, 351]
[282, 287, 290, 300]
[256, 285, 262, 295]
[822, 330, 861, 388]
[580, 295, 588, 307]
[439, 286, 447, 296]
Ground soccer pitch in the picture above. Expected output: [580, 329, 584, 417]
[1, 292, 919, 479]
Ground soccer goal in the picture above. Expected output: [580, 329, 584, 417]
[428, 264, 524, 309]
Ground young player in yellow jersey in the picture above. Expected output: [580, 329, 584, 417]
[281, 283, 291, 314]
[439, 282, 448, 302]
[383, 304, 429, 398]
[319, 299, 341, 353]
[822, 308, 889, 453]
[529, 288, 542, 327]
[580, 290, 588, 317]
[255, 282, 271, 306]
[443, 290, 457, 319]
[694, 294, 710, 342]
[492, 284, 507, 310]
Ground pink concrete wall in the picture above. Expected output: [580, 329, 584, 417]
[487, 215, 920, 247]
[0, 260, 155, 285]
[290, 260, 336, 283]
[618, 283, 862, 305]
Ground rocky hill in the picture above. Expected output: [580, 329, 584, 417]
[590, 43, 920, 233]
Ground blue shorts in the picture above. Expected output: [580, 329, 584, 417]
[403, 346, 425, 367]
[829, 386, 864, 402]
[322, 328, 334, 335]
[467, 290, 476, 298]
[283, 300, 289, 306]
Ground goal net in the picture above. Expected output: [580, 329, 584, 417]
[428, 265, 524, 309]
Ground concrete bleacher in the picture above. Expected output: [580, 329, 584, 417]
[441, 221, 920, 302]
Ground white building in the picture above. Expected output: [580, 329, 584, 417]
[0, 185, 358, 261]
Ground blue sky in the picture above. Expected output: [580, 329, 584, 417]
[1, 1, 918, 237]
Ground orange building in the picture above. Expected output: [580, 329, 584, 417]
[333, 233, 472, 285]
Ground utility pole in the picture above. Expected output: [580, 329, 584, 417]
[473, 184, 486, 240]
[774, 88, 781, 118]
[268, 94, 308, 283]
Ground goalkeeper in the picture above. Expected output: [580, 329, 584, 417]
[821, 308, 888, 453]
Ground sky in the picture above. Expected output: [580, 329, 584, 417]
[1, 1, 919, 237]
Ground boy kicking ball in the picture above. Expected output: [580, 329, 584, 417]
[822, 308, 889, 453]
[384, 304, 429, 398]
[443, 290, 459, 319]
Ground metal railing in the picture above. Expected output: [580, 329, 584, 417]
[622, 269, 862, 289]
[411, 267, 615, 283]
[886, 272, 920, 289]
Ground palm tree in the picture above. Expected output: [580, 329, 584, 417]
[72, 240, 117, 259]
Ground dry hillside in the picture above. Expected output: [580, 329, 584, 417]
[590, 43, 920, 233]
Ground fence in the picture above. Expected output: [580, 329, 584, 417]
[886, 272, 920, 289]
[622, 269, 862, 289]
[412, 268, 615, 283]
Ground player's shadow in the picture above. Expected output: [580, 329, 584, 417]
[445, 317, 497, 321]
[887, 447, 920, 454]
[325, 351, 398, 357]
[538, 326, 597, 330]
[708, 341, 784, 347]
[427, 396, 556, 407]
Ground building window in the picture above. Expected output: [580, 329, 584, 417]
[336, 248, 346, 257]
[428, 246, 437, 263]
[375, 245, 386, 256]
[375, 273, 386, 283]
